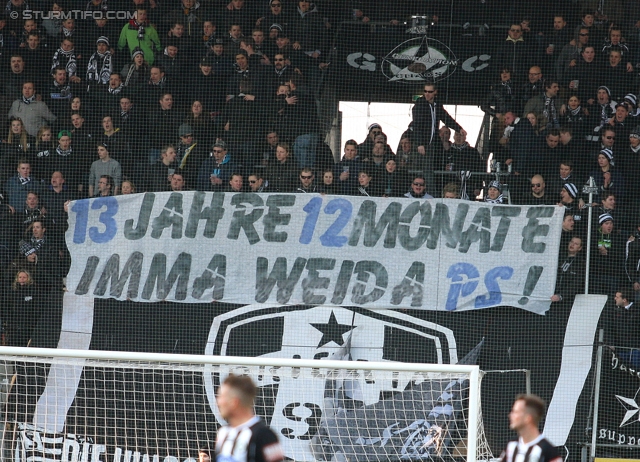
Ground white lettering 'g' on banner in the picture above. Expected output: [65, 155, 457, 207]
[65, 192, 564, 313]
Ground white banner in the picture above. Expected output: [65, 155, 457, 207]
[65, 192, 564, 313]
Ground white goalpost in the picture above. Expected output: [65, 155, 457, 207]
[0, 347, 490, 462]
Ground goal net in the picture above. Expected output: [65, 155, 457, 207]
[0, 347, 491, 462]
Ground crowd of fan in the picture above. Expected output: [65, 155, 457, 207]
[3, 0, 640, 345]
[472, 7, 640, 315]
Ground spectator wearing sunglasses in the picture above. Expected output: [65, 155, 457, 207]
[294, 167, 318, 193]
[412, 83, 466, 158]
[519, 174, 555, 205]
[257, 0, 291, 33]
[494, 22, 533, 85]
[404, 175, 433, 199]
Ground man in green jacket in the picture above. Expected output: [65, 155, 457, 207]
[118, 7, 161, 65]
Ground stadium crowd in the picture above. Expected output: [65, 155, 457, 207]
[1, 0, 640, 345]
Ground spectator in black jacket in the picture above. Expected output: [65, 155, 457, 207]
[189, 56, 225, 113]
[148, 92, 181, 162]
[520, 174, 556, 205]
[517, 66, 545, 114]
[5, 269, 40, 346]
[42, 170, 73, 245]
[481, 68, 517, 120]
[412, 82, 466, 157]
[494, 22, 533, 84]
[265, 142, 297, 192]
[626, 220, 640, 288]
[599, 48, 632, 101]
[567, 46, 598, 103]
[334, 139, 362, 195]
[501, 111, 539, 177]
[147, 145, 177, 192]
[285, 75, 318, 169]
[551, 236, 585, 306]
[608, 288, 640, 366]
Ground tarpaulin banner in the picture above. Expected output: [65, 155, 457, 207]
[65, 192, 563, 314]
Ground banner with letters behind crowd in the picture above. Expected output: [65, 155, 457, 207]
[65, 192, 564, 314]
[332, 22, 498, 105]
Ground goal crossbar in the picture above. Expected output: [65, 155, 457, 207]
[0, 347, 481, 374]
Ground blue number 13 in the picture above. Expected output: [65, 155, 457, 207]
[72, 197, 119, 244]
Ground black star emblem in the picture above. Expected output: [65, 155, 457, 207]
[310, 311, 355, 347]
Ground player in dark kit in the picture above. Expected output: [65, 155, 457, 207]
[499, 394, 562, 462]
[215, 374, 285, 462]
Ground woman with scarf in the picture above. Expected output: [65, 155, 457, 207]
[2, 117, 34, 181]
[121, 47, 150, 90]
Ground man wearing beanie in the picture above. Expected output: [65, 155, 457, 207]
[623, 94, 639, 118]
[590, 148, 624, 203]
[86, 36, 113, 97]
[590, 213, 623, 297]
[484, 180, 504, 204]
[197, 140, 236, 192]
[358, 123, 383, 154]
[620, 125, 640, 172]
[175, 123, 206, 186]
[559, 182, 584, 233]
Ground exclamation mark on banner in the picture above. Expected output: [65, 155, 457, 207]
[518, 266, 543, 305]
